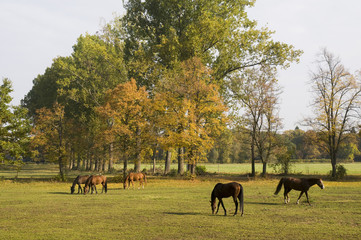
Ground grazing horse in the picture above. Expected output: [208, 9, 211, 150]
[84, 175, 107, 195]
[70, 175, 90, 194]
[124, 172, 147, 189]
[274, 177, 324, 205]
[210, 182, 244, 216]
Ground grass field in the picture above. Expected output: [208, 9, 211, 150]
[1, 177, 361, 239]
[1, 163, 361, 239]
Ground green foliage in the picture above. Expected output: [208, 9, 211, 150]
[0, 78, 31, 163]
[195, 165, 207, 175]
[329, 164, 347, 180]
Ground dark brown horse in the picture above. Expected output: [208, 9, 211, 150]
[210, 182, 244, 216]
[84, 175, 107, 194]
[274, 177, 324, 205]
[124, 172, 147, 189]
[70, 175, 90, 194]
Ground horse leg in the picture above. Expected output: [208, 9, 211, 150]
[138, 179, 142, 189]
[77, 184, 81, 194]
[233, 196, 238, 216]
[297, 191, 304, 204]
[305, 191, 311, 206]
[216, 201, 221, 214]
[283, 188, 288, 204]
[220, 199, 227, 216]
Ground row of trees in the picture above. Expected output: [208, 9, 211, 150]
[2, 0, 360, 179]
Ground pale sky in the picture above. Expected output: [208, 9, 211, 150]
[1, 0, 361, 130]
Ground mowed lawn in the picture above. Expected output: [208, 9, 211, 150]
[0, 178, 360, 239]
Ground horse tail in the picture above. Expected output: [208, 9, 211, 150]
[124, 175, 129, 189]
[274, 178, 284, 195]
[104, 177, 108, 193]
[143, 173, 147, 185]
[238, 184, 244, 216]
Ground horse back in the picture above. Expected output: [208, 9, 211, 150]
[284, 177, 311, 191]
[213, 182, 240, 198]
[77, 175, 90, 184]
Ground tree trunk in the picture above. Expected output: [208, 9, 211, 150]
[123, 155, 128, 179]
[262, 161, 267, 176]
[152, 145, 157, 174]
[108, 143, 113, 172]
[178, 147, 184, 175]
[164, 150, 171, 175]
[250, 137, 256, 177]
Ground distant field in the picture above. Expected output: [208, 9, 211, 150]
[0, 179, 360, 239]
[1, 162, 360, 180]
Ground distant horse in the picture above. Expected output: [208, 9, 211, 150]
[70, 175, 89, 194]
[210, 182, 244, 216]
[274, 177, 324, 205]
[84, 175, 107, 194]
[70, 175, 90, 194]
[124, 172, 147, 189]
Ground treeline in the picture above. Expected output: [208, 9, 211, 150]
[208, 127, 361, 164]
[2, 1, 360, 180]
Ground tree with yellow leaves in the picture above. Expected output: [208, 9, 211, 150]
[97, 79, 151, 176]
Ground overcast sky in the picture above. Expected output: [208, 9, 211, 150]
[1, 0, 361, 130]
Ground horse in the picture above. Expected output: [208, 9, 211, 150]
[274, 177, 324, 205]
[210, 182, 244, 216]
[84, 175, 108, 194]
[123, 172, 147, 189]
[70, 175, 90, 194]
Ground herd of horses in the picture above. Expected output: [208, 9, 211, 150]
[70, 173, 324, 216]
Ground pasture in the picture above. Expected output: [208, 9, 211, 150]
[1, 177, 361, 239]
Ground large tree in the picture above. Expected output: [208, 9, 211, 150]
[121, 0, 302, 91]
[306, 49, 361, 178]
[0, 78, 30, 165]
[230, 65, 282, 176]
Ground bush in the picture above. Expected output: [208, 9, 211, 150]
[329, 164, 347, 180]
[195, 165, 207, 175]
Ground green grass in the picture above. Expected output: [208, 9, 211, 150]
[0, 179, 361, 239]
[4, 162, 361, 180]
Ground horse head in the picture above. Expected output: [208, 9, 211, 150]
[317, 179, 325, 189]
[70, 186, 75, 194]
[84, 186, 89, 195]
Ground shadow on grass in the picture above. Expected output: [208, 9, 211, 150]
[246, 201, 279, 206]
[48, 192, 71, 195]
[164, 211, 203, 216]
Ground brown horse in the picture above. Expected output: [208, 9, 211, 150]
[210, 182, 244, 216]
[84, 175, 108, 194]
[70, 175, 90, 194]
[274, 177, 324, 205]
[124, 172, 147, 189]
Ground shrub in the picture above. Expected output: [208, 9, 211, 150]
[195, 165, 207, 175]
[329, 164, 347, 180]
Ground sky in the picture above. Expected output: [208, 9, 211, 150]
[1, 0, 361, 131]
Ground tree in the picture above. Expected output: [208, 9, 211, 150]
[306, 49, 361, 178]
[31, 103, 68, 181]
[0, 78, 30, 165]
[121, 0, 302, 92]
[155, 58, 227, 174]
[231, 65, 282, 176]
[97, 79, 151, 176]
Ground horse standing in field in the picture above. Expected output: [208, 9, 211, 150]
[210, 182, 244, 216]
[70, 175, 90, 194]
[84, 175, 107, 194]
[274, 177, 324, 205]
[124, 172, 147, 189]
